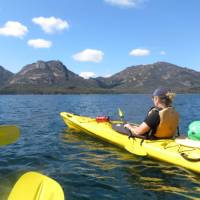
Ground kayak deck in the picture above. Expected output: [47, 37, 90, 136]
[60, 112, 200, 173]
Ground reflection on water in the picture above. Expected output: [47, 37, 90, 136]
[62, 128, 200, 200]
[135, 162, 200, 200]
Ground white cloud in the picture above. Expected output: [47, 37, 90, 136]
[32, 16, 69, 34]
[73, 49, 104, 63]
[129, 48, 150, 56]
[104, 0, 141, 7]
[160, 51, 166, 55]
[0, 21, 28, 38]
[79, 72, 96, 79]
[104, 74, 112, 78]
[27, 39, 52, 48]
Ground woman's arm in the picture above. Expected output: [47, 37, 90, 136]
[124, 122, 150, 135]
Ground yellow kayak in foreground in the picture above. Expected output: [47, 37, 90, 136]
[60, 112, 200, 174]
[8, 172, 65, 200]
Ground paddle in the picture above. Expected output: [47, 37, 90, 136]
[117, 108, 147, 156]
[0, 125, 20, 147]
[8, 171, 65, 200]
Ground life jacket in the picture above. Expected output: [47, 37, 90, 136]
[149, 107, 179, 138]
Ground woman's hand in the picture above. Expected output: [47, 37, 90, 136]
[124, 123, 133, 130]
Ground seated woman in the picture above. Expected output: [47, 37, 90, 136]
[124, 87, 179, 139]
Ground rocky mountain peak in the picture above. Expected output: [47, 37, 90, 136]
[95, 61, 200, 92]
[9, 60, 70, 85]
[3, 60, 99, 93]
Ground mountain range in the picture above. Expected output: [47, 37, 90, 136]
[0, 60, 200, 94]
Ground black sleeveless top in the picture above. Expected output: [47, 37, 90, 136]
[144, 107, 162, 136]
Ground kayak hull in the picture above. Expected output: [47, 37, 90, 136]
[60, 112, 200, 173]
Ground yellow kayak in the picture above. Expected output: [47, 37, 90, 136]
[60, 112, 200, 173]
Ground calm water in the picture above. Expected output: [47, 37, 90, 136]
[0, 94, 200, 200]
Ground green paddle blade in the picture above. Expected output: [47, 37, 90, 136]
[8, 172, 65, 200]
[188, 121, 200, 141]
[0, 125, 20, 147]
[118, 108, 125, 120]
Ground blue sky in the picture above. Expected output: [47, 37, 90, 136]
[0, 0, 199, 78]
